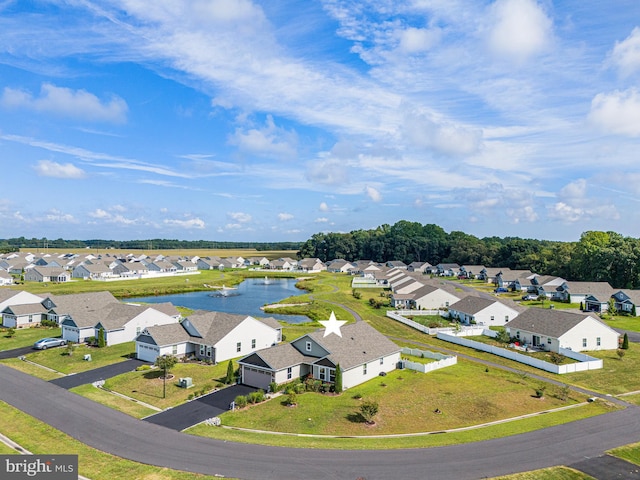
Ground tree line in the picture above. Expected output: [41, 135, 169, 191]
[0, 237, 301, 253]
[297, 221, 640, 289]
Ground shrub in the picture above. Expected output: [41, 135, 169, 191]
[40, 319, 58, 328]
[6, 327, 16, 338]
[549, 352, 565, 365]
[86, 336, 96, 346]
[97, 327, 106, 348]
[352, 289, 361, 299]
[617, 349, 626, 360]
[268, 381, 279, 393]
[359, 400, 379, 424]
[534, 386, 547, 398]
[285, 392, 297, 406]
[248, 390, 265, 404]
[622, 333, 629, 350]
[234, 395, 248, 409]
[495, 329, 511, 344]
[136, 365, 152, 371]
[294, 383, 306, 394]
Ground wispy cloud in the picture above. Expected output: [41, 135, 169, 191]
[34, 160, 86, 179]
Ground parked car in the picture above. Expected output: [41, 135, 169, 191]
[494, 287, 508, 293]
[33, 337, 67, 350]
[521, 294, 538, 301]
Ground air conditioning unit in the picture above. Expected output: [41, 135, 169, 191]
[179, 377, 193, 388]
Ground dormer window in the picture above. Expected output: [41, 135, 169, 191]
[305, 341, 312, 352]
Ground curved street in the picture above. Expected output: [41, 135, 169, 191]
[1, 364, 640, 480]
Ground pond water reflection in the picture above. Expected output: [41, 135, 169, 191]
[130, 277, 309, 323]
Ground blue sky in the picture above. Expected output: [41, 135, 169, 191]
[1, 1, 640, 243]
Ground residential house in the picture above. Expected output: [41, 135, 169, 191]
[1, 303, 50, 328]
[111, 262, 149, 278]
[135, 311, 282, 364]
[497, 270, 534, 290]
[326, 259, 356, 273]
[0, 290, 45, 315]
[448, 295, 520, 327]
[171, 261, 198, 273]
[612, 290, 640, 316]
[505, 309, 619, 352]
[530, 275, 566, 298]
[94, 303, 180, 346]
[238, 317, 401, 391]
[268, 258, 296, 271]
[435, 263, 460, 277]
[197, 257, 223, 270]
[297, 258, 326, 272]
[407, 262, 431, 274]
[0, 270, 14, 286]
[51, 292, 121, 343]
[72, 263, 114, 280]
[407, 284, 460, 310]
[554, 281, 614, 305]
[386, 260, 407, 270]
[24, 267, 70, 283]
[459, 265, 486, 279]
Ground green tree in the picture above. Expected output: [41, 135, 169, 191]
[334, 364, 343, 393]
[154, 354, 178, 377]
[224, 359, 235, 384]
[6, 327, 16, 338]
[617, 348, 626, 361]
[97, 327, 106, 348]
[622, 333, 629, 350]
[359, 400, 379, 424]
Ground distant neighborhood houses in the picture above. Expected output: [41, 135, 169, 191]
[0, 251, 328, 283]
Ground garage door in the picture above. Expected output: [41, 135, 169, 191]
[136, 344, 159, 363]
[242, 366, 273, 390]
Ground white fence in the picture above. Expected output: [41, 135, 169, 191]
[436, 333, 603, 374]
[387, 311, 484, 336]
[400, 347, 457, 373]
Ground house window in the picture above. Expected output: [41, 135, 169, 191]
[251, 339, 256, 349]
[319, 367, 327, 381]
[305, 341, 312, 352]
[445, 302, 450, 307]
[582, 338, 587, 348]
[206, 346, 212, 357]
[28, 315, 33, 323]
[516, 331, 520, 339]
[363, 363, 367, 375]
[236, 342, 242, 353]
[547, 338, 552, 345]
[136, 327, 141, 335]
[199, 344, 205, 356]
[172, 345, 177, 355]
[287, 367, 292, 380]
[505, 316, 509, 322]
[380, 357, 384, 365]
[597, 337, 601, 346]
[490, 316, 495, 322]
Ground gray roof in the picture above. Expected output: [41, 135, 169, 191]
[49, 291, 120, 328]
[97, 303, 147, 331]
[145, 302, 180, 318]
[505, 308, 604, 338]
[306, 322, 400, 371]
[2, 302, 49, 315]
[139, 322, 193, 347]
[449, 296, 497, 315]
[242, 343, 313, 370]
[560, 282, 614, 299]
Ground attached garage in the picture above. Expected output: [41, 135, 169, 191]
[136, 343, 160, 363]
[241, 366, 273, 390]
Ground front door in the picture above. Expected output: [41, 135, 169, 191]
[532, 335, 540, 347]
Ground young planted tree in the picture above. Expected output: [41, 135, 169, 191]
[224, 359, 235, 384]
[622, 333, 629, 350]
[334, 363, 343, 393]
[359, 400, 379, 425]
[155, 354, 178, 378]
[617, 349, 626, 361]
[97, 327, 106, 348]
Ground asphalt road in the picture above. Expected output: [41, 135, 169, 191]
[2, 365, 640, 480]
[143, 384, 256, 431]
[0, 345, 38, 359]
[49, 358, 148, 389]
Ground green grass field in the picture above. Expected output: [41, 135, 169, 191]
[24, 342, 134, 374]
[0, 326, 62, 350]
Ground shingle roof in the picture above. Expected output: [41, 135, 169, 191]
[560, 282, 614, 299]
[3, 303, 49, 315]
[140, 322, 193, 346]
[49, 291, 120, 328]
[449, 296, 497, 315]
[243, 343, 311, 370]
[97, 303, 147, 330]
[306, 322, 400, 371]
[505, 308, 601, 338]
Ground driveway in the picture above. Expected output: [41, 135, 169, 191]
[0, 345, 37, 360]
[143, 384, 256, 431]
[49, 358, 148, 389]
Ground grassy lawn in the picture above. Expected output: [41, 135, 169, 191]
[187, 400, 613, 449]
[492, 467, 595, 479]
[604, 315, 640, 333]
[608, 442, 640, 466]
[219, 360, 588, 436]
[405, 314, 453, 328]
[0, 326, 62, 351]
[0, 357, 64, 380]
[103, 361, 232, 409]
[70, 384, 158, 418]
[561, 347, 640, 394]
[0, 401, 229, 480]
[24, 342, 135, 374]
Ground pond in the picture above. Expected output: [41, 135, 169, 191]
[130, 277, 310, 323]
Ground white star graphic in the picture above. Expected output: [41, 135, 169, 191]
[319, 311, 347, 337]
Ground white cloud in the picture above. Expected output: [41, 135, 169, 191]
[365, 186, 382, 202]
[506, 205, 538, 223]
[402, 112, 482, 156]
[45, 209, 77, 223]
[319, 202, 329, 212]
[278, 213, 294, 221]
[228, 211, 252, 223]
[486, 0, 553, 63]
[306, 159, 348, 185]
[558, 179, 588, 200]
[34, 160, 86, 179]
[589, 88, 640, 136]
[163, 217, 205, 229]
[398, 27, 441, 54]
[0, 83, 128, 123]
[608, 27, 640, 77]
[228, 115, 298, 159]
[315, 217, 328, 223]
[89, 209, 110, 219]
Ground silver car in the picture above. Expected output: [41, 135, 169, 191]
[33, 337, 67, 350]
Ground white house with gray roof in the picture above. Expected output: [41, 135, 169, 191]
[51, 291, 121, 343]
[94, 303, 180, 346]
[448, 295, 520, 327]
[238, 319, 400, 391]
[505, 309, 619, 352]
[612, 290, 640, 316]
[135, 311, 282, 364]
